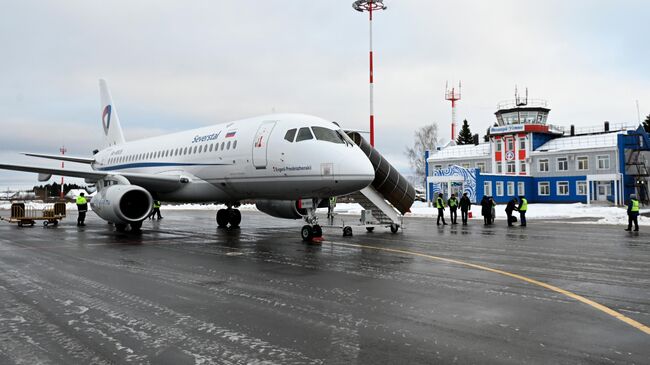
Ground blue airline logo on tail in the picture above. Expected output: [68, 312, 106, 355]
[102, 105, 112, 135]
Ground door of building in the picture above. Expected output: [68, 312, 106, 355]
[597, 182, 610, 201]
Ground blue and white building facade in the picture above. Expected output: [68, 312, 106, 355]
[426, 99, 650, 205]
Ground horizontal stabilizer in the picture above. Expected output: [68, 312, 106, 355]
[23, 152, 95, 164]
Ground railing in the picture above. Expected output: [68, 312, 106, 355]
[496, 99, 548, 110]
[569, 122, 638, 136]
[429, 145, 490, 159]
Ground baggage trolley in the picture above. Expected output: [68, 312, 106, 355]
[0, 202, 67, 227]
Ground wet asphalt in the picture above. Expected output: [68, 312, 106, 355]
[0, 209, 648, 364]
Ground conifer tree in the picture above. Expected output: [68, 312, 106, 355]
[456, 119, 474, 145]
[644, 114, 650, 134]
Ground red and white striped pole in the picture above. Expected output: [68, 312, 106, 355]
[354, 0, 386, 147]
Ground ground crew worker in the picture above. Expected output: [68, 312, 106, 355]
[76, 192, 88, 226]
[149, 200, 163, 220]
[436, 193, 447, 226]
[518, 195, 528, 226]
[459, 192, 471, 225]
[505, 198, 518, 227]
[625, 194, 640, 232]
[447, 194, 458, 225]
[327, 196, 337, 224]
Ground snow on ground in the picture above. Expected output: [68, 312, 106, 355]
[1, 201, 647, 226]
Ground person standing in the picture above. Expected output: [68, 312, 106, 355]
[505, 197, 518, 227]
[625, 194, 640, 232]
[327, 196, 337, 225]
[481, 196, 491, 225]
[490, 197, 496, 224]
[459, 192, 471, 225]
[149, 200, 163, 220]
[447, 194, 458, 224]
[76, 192, 88, 226]
[436, 193, 447, 226]
[518, 195, 528, 226]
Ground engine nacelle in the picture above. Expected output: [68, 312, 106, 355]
[91, 185, 153, 224]
[256, 200, 306, 220]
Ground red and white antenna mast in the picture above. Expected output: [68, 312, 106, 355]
[59, 146, 67, 199]
[353, 0, 387, 147]
[445, 81, 461, 141]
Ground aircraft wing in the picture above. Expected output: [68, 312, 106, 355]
[0, 163, 184, 192]
[22, 152, 95, 164]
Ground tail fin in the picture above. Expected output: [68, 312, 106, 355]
[99, 79, 126, 147]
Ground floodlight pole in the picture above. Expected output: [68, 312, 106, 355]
[353, 0, 386, 147]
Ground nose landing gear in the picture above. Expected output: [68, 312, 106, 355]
[301, 204, 323, 243]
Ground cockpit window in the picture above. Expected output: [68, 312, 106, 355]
[312, 126, 345, 144]
[284, 129, 297, 142]
[295, 127, 314, 142]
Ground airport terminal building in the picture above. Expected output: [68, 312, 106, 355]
[425, 98, 650, 205]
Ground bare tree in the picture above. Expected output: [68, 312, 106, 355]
[405, 124, 439, 184]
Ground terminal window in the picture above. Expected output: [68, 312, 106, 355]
[520, 161, 527, 173]
[597, 155, 610, 169]
[496, 182, 504, 196]
[538, 159, 549, 172]
[507, 162, 516, 173]
[519, 137, 526, 150]
[577, 181, 587, 195]
[507, 181, 515, 196]
[476, 162, 485, 172]
[496, 140, 502, 152]
[577, 156, 589, 170]
[538, 182, 550, 196]
[484, 181, 492, 196]
[518, 181, 525, 196]
[557, 181, 569, 196]
[557, 157, 568, 171]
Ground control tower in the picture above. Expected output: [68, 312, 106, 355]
[487, 88, 563, 175]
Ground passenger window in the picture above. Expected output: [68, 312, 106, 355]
[296, 127, 314, 142]
[284, 129, 297, 142]
[193, 146, 197, 154]
[209, 144, 213, 152]
[221, 142, 225, 150]
[312, 126, 345, 144]
[233, 140, 237, 149]
[226, 141, 230, 150]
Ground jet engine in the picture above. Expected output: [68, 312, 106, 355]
[91, 184, 153, 224]
[255, 200, 306, 220]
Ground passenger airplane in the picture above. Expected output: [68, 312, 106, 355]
[0, 80, 375, 240]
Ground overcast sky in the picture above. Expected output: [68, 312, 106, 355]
[1, 0, 649, 188]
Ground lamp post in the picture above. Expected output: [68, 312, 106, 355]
[60, 146, 67, 199]
[353, 0, 386, 147]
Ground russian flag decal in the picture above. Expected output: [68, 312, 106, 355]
[226, 131, 236, 138]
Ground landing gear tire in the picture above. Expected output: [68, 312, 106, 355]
[228, 209, 241, 228]
[301, 225, 313, 241]
[312, 224, 322, 238]
[390, 223, 399, 234]
[52, 220, 58, 226]
[343, 226, 353, 237]
[366, 227, 374, 233]
[216, 209, 228, 228]
[115, 224, 127, 232]
[131, 221, 143, 232]
[43, 221, 49, 227]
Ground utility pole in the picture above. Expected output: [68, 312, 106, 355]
[353, 0, 387, 147]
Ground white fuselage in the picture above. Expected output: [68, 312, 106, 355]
[91, 113, 375, 203]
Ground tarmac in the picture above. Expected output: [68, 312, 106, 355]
[0, 209, 648, 364]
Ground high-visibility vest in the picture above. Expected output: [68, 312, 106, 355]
[153, 201, 161, 209]
[631, 199, 639, 212]
[76, 196, 87, 205]
[449, 198, 457, 207]
[436, 197, 444, 209]
[329, 197, 337, 206]
[520, 198, 528, 212]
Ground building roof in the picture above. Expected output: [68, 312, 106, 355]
[533, 131, 622, 152]
[428, 143, 491, 161]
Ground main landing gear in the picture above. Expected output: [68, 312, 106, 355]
[217, 206, 241, 228]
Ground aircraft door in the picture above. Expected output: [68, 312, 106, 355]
[252, 120, 277, 169]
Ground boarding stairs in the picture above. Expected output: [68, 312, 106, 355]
[623, 130, 650, 205]
[343, 132, 416, 231]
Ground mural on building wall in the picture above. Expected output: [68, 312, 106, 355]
[430, 166, 478, 202]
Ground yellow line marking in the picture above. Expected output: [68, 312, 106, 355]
[332, 241, 650, 336]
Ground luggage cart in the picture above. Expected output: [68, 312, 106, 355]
[0, 202, 66, 227]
